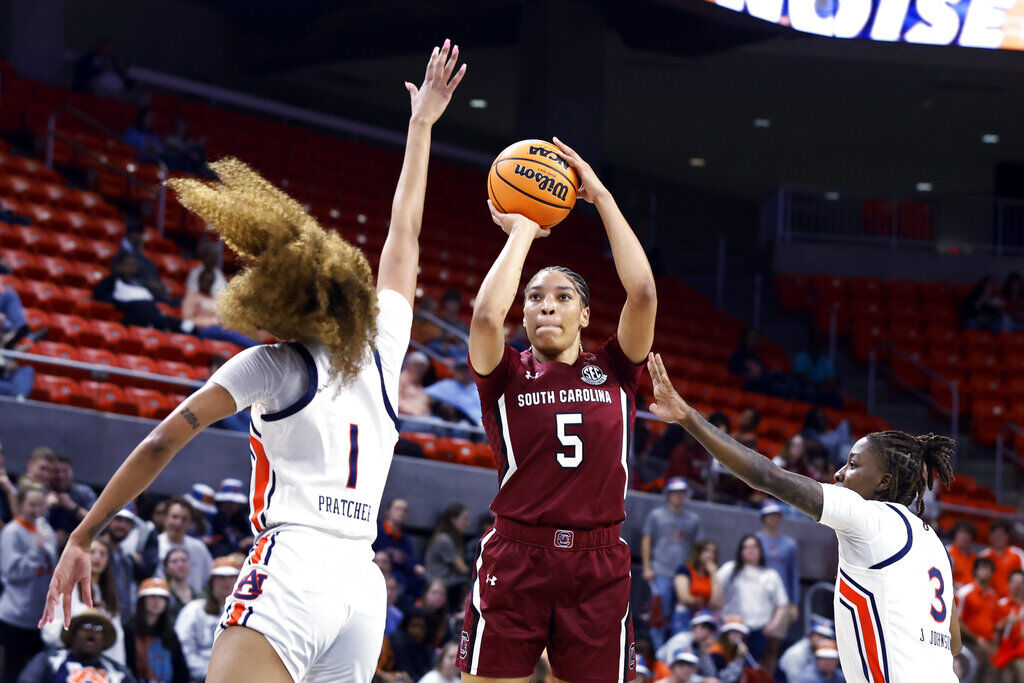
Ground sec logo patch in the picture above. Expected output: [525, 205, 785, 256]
[581, 365, 607, 386]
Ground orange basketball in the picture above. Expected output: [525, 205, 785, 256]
[487, 139, 580, 228]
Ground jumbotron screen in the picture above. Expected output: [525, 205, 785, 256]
[707, 0, 1024, 49]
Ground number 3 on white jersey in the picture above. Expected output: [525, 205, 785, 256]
[555, 413, 584, 469]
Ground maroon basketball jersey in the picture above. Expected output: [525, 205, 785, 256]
[471, 336, 643, 529]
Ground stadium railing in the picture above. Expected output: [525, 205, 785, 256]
[764, 185, 1024, 256]
[43, 104, 169, 234]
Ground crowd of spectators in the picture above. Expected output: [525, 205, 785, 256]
[961, 273, 1024, 334]
[728, 330, 842, 410]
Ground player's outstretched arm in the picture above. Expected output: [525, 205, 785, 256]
[552, 137, 656, 363]
[38, 384, 237, 628]
[468, 201, 549, 374]
[377, 39, 466, 305]
[647, 352, 824, 520]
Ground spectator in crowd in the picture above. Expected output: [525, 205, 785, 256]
[385, 574, 404, 637]
[162, 549, 199, 616]
[17, 447, 55, 490]
[0, 486, 57, 683]
[71, 38, 143, 103]
[792, 334, 841, 408]
[124, 107, 166, 166]
[174, 555, 242, 682]
[961, 276, 1005, 332]
[679, 612, 731, 681]
[992, 569, 1024, 678]
[425, 330, 467, 362]
[398, 351, 433, 420]
[411, 297, 443, 345]
[801, 409, 853, 469]
[424, 359, 482, 425]
[1002, 272, 1024, 332]
[104, 507, 148, 622]
[708, 616, 760, 683]
[672, 540, 722, 633]
[414, 579, 452, 647]
[948, 521, 979, 591]
[94, 256, 195, 334]
[647, 424, 705, 487]
[424, 505, 471, 611]
[204, 356, 250, 432]
[717, 535, 788, 664]
[181, 269, 258, 349]
[755, 500, 800, 626]
[779, 618, 836, 683]
[162, 117, 209, 176]
[0, 354, 34, 400]
[793, 640, 844, 683]
[374, 498, 427, 597]
[206, 479, 251, 557]
[731, 409, 761, 450]
[17, 609, 137, 683]
[47, 455, 98, 545]
[0, 439, 18, 525]
[181, 484, 216, 541]
[155, 499, 213, 594]
[2, 278, 45, 350]
[981, 519, 1024, 597]
[728, 329, 785, 396]
[440, 289, 469, 334]
[184, 243, 226, 297]
[660, 650, 700, 683]
[113, 224, 171, 301]
[634, 654, 653, 683]
[642, 476, 704, 650]
[124, 578, 189, 683]
[417, 641, 460, 683]
[773, 435, 821, 482]
[957, 557, 1000, 678]
[507, 324, 529, 352]
[389, 607, 435, 681]
[41, 538, 125, 664]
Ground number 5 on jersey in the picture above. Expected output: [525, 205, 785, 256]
[556, 413, 584, 468]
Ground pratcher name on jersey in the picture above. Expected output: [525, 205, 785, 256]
[819, 484, 957, 683]
[210, 290, 412, 544]
[471, 337, 643, 530]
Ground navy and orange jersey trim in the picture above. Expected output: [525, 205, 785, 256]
[374, 351, 400, 432]
[838, 569, 889, 682]
[262, 342, 318, 422]
[870, 504, 913, 570]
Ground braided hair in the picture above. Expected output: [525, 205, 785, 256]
[524, 266, 590, 307]
[867, 431, 955, 516]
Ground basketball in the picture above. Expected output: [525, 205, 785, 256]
[487, 139, 580, 228]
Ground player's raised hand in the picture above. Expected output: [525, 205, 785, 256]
[406, 38, 467, 126]
[487, 200, 550, 239]
[552, 137, 608, 204]
[647, 353, 693, 424]
[39, 536, 93, 629]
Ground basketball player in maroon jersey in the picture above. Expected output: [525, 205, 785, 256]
[458, 137, 657, 683]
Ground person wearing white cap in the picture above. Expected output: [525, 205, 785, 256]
[208, 479, 253, 557]
[655, 649, 700, 683]
[634, 654, 653, 683]
[642, 476, 704, 650]
[755, 498, 800, 671]
[175, 555, 243, 682]
[779, 618, 836, 683]
[793, 640, 844, 683]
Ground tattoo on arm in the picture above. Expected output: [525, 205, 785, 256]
[180, 408, 200, 431]
[87, 508, 117, 541]
[687, 412, 824, 520]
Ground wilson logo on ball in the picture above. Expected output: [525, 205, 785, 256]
[512, 164, 571, 201]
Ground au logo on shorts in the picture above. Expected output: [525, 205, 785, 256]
[581, 365, 607, 386]
[460, 631, 469, 659]
[233, 569, 268, 600]
[554, 530, 574, 548]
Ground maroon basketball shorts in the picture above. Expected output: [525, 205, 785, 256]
[456, 516, 636, 682]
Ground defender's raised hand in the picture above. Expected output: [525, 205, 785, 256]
[406, 38, 467, 125]
[647, 353, 693, 424]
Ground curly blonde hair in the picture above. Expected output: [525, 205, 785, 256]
[166, 158, 378, 385]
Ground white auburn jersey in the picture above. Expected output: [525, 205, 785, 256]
[819, 484, 956, 683]
[211, 290, 412, 545]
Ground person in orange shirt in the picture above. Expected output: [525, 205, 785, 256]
[956, 557, 999, 678]
[992, 569, 1024, 678]
[981, 520, 1024, 597]
[947, 520, 978, 590]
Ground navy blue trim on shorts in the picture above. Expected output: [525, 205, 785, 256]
[869, 504, 913, 569]
[374, 351, 400, 431]
[262, 532, 278, 566]
[262, 342, 318, 422]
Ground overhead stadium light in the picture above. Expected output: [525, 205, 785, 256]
[754, 118, 771, 128]
[689, 157, 706, 167]
[916, 182, 933, 192]
[469, 99, 487, 109]
[982, 134, 1000, 144]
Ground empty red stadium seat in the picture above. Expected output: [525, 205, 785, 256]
[972, 400, 1008, 447]
[48, 313, 88, 345]
[30, 374, 79, 404]
[123, 387, 166, 418]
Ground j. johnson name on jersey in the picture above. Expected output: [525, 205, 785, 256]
[516, 388, 614, 408]
[317, 495, 374, 523]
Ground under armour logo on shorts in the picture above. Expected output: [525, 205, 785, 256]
[554, 530, 574, 548]
[486, 573, 497, 586]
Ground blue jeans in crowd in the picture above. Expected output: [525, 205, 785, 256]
[0, 365, 34, 398]
[0, 287, 27, 334]
[650, 574, 677, 650]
